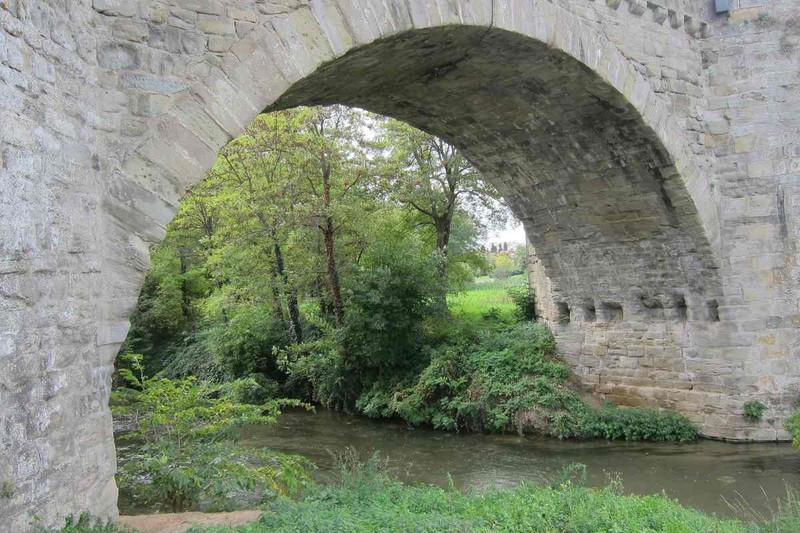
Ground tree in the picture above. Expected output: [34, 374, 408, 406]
[512, 242, 528, 275]
[288, 106, 375, 326]
[492, 253, 514, 279]
[214, 112, 307, 344]
[377, 120, 506, 311]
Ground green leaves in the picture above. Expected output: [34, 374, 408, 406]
[574, 404, 698, 443]
[743, 399, 766, 422]
[348, 322, 697, 443]
[248, 470, 755, 533]
[786, 408, 800, 448]
[112, 375, 311, 512]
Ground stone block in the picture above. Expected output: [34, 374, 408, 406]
[180, 31, 207, 54]
[183, 0, 225, 16]
[120, 73, 189, 94]
[92, 0, 137, 17]
[96, 42, 140, 69]
[197, 14, 236, 36]
[227, 7, 257, 22]
[148, 26, 181, 53]
[207, 35, 234, 53]
[112, 19, 148, 43]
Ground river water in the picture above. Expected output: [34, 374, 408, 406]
[242, 408, 800, 518]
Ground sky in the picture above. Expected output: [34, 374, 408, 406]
[482, 217, 526, 247]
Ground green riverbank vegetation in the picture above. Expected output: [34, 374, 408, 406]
[54, 454, 800, 533]
[112, 356, 311, 513]
[193, 453, 800, 533]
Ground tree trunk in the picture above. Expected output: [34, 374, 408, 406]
[273, 241, 303, 344]
[433, 213, 453, 314]
[321, 158, 345, 325]
[178, 249, 192, 322]
[267, 247, 286, 323]
[322, 217, 344, 325]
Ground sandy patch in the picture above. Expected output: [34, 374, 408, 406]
[119, 510, 262, 532]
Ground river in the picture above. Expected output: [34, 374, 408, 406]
[242, 408, 800, 518]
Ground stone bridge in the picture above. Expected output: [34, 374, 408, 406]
[1, 0, 799, 529]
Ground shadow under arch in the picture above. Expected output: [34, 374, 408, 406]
[265, 25, 722, 321]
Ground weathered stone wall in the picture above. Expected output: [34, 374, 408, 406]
[1, 2, 118, 531]
[540, 0, 800, 442]
[1, 0, 798, 530]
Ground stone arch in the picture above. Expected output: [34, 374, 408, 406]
[9, 0, 771, 530]
[100, 1, 727, 431]
[108, 0, 721, 327]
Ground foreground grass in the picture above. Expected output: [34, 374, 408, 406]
[448, 274, 526, 324]
[59, 473, 800, 533]
[199, 473, 800, 533]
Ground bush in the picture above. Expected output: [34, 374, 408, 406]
[112, 362, 311, 513]
[342, 241, 440, 377]
[481, 307, 502, 320]
[786, 407, 800, 448]
[508, 284, 537, 321]
[350, 322, 697, 442]
[219, 374, 281, 405]
[278, 330, 359, 412]
[204, 304, 290, 381]
[743, 400, 766, 422]
[362, 322, 561, 432]
[280, 240, 442, 412]
[572, 403, 698, 442]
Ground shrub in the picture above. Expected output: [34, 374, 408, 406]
[508, 284, 537, 321]
[786, 408, 800, 448]
[277, 327, 360, 412]
[376, 322, 565, 433]
[112, 360, 311, 513]
[743, 400, 766, 422]
[573, 403, 698, 442]
[342, 241, 440, 376]
[281, 240, 442, 412]
[204, 304, 290, 380]
[481, 307, 502, 320]
[351, 322, 697, 442]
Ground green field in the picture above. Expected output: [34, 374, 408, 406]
[448, 274, 527, 323]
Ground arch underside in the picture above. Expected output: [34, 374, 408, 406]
[272, 27, 722, 321]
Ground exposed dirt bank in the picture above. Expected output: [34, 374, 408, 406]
[119, 510, 261, 532]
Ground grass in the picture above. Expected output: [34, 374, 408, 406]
[230, 484, 747, 532]
[193, 465, 800, 533]
[448, 274, 526, 324]
[51, 459, 800, 533]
